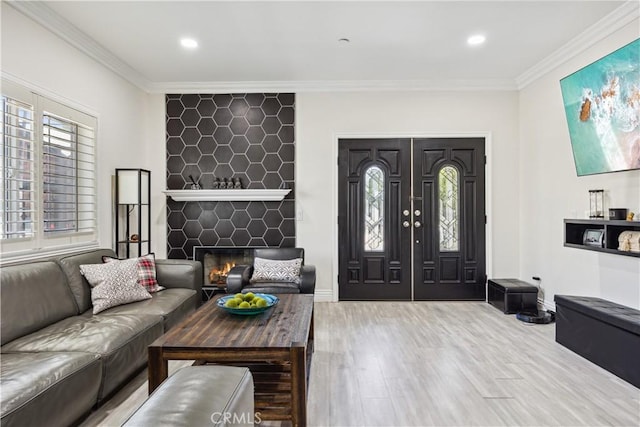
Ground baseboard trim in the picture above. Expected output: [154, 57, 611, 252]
[314, 289, 334, 302]
[539, 297, 556, 312]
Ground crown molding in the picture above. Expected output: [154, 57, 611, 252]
[10, 0, 637, 94]
[7, 0, 152, 91]
[151, 79, 518, 94]
[516, 1, 640, 89]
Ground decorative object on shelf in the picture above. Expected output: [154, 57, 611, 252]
[618, 231, 640, 252]
[609, 208, 628, 220]
[211, 176, 242, 189]
[627, 212, 636, 221]
[583, 229, 604, 247]
[188, 175, 201, 190]
[589, 189, 604, 218]
[115, 169, 151, 258]
[560, 39, 640, 176]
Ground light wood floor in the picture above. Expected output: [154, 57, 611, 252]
[81, 302, 640, 427]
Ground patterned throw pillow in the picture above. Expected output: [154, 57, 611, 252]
[103, 254, 164, 293]
[80, 259, 152, 314]
[250, 257, 303, 284]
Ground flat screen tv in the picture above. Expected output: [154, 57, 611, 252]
[560, 38, 639, 176]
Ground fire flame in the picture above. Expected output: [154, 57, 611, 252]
[208, 262, 235, 284]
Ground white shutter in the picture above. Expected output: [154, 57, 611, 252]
[1, 95, 36, 240]
[42, 113, 96, 234]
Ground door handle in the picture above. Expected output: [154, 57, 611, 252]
[414, 221, 422, 228]
[403, 221, 411, 228]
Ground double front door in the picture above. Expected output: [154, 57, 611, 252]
[338, 138, 486, 301]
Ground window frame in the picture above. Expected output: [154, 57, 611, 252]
[1, 78, 99, 262]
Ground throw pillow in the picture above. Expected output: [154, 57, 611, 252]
[103, 253, 164, 293]
[250, 257, 302, 284]
[80, 259, 152, 314]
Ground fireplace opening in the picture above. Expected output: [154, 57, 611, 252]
[194, 247, 255, 287]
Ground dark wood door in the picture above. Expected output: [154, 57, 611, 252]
[338, 137, 486, 301]
[413, 138, 486, 300]
[338, 139, 412, 300]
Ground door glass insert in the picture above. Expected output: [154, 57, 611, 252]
[439, 165, 459, 251]
[364, 165, 384, 252]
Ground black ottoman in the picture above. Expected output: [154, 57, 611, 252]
[487, 278, 538, 314]
[555, 295, 640, 388]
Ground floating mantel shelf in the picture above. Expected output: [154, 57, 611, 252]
[162, 189, 291, 202]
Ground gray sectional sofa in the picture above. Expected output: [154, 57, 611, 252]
[0, 248, 202, 427]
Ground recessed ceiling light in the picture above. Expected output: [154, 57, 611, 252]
[180, 38, 198, 49]
[467, 34, 486, 46]
[338, 38, 350, 43]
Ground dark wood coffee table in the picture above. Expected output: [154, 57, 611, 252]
[148, 293, 314, 427]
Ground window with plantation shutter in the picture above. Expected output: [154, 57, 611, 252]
[1, 96, 36, 240]
[1, 79, 98, 260]
[42, 114, 96, 234]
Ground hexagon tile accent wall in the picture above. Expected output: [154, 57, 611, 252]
[166, 93, 295, 259]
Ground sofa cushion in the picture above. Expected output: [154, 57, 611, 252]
[250, 257, 302, 284]
[1, 313, 163, 400]
[56, 248, 117, 313]
[103, 253, 165, 293]
[100, 288, 197, 331]
[0, 352, 102, 427]
[80, 260, 152, 314]
[0, 261, 77, 345]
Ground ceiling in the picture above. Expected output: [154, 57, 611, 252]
[12, 1, 637, 92]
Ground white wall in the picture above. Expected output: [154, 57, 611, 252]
[296, 90, 520, 300]
[145, 94, 168, 257]
[519, 19, 640, 309]
[1, 4, 151, 252]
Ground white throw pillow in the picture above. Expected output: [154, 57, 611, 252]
[250, 257, 302, 284]
[80, 259, 152, 314]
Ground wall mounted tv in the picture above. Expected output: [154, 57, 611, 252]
[560, 38, 639, 176]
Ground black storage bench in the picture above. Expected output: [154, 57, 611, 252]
[487, 278, 538, 314]
[555, 295, 640, 388]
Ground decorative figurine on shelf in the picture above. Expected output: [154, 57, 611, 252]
[628, 212, 636, 221]
[233, 177, 242, 189]
[130, 234, 139, 242]
[212, 177, 220, 189]
[221, 177, 229, 188]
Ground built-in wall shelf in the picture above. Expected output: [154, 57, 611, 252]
[564, 218, 640, 258]
[163, 189, 291, 202]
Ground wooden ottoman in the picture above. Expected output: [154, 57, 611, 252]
[488, 278, 538, 314]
